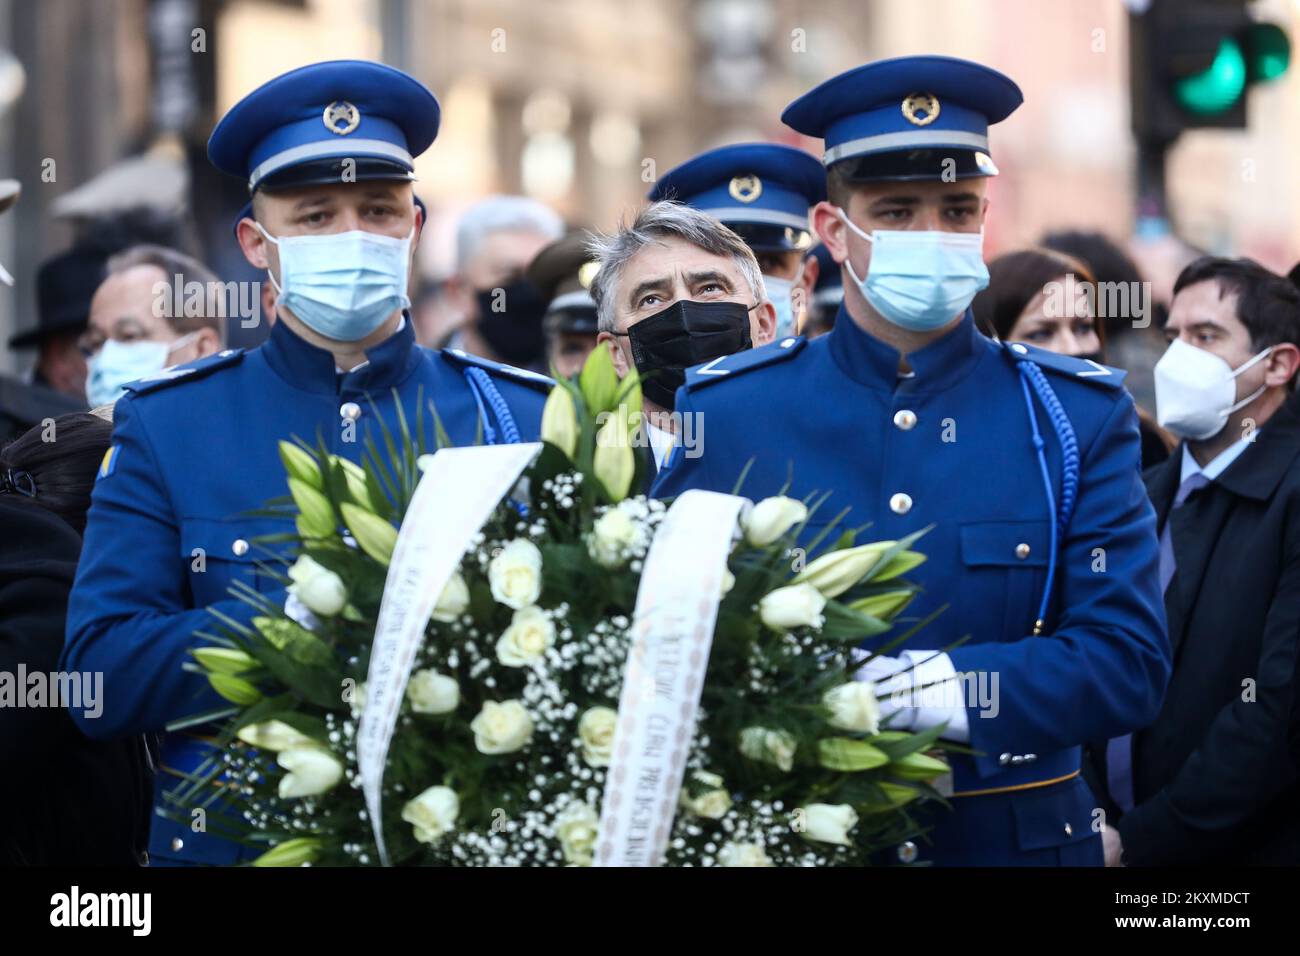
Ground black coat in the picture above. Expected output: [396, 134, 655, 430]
[1088, 392, 1300, 865]
[0, 497, 153, 865]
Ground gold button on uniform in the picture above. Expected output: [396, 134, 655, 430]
[889, 493, 912, 515]
[893, 409, 917, 430]
[232, 538, 249, 557]
[171, 837, 184, 851]
[340, 401, 362, 421]
[1015, 542, 1031, 559]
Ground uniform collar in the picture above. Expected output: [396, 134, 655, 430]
[827, 303, 983, 392]
[261, 313, 418, 395]
[1212, 390, 1300, 502]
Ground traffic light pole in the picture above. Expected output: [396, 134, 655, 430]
[1135, 137, 1170, 222]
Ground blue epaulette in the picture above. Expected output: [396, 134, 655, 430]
[684, 335, 807, 392]
[1001, 341, 1126, 390]
[122, 348, 245, 396]
[439, 348, 553, 393]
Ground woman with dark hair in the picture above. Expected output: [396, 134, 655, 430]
[0, 412, 153, 865]
[1, 412, 113, 534]
[973, 248, 1174, 469]
[972, 248, 1104, 357]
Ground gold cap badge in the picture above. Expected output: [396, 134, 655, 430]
[323, 101, 361, 136]
[729, 174, 762, 203]
[901, 93, 940, 127]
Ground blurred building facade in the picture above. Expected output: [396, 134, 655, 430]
[5, 0, 1300, 372]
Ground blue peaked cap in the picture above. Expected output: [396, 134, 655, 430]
[782, 55, 1022, 181]
[208, 60, 440, 194]
[648, 143, 825, 251]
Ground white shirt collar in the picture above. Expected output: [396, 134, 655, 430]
[1179, 434, 1252, 484]
[646, 418, 676, 470]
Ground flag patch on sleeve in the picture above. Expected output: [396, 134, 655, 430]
[97, 444, 120, 480]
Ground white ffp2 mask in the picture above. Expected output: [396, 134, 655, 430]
[1154, 337, 1273, 440]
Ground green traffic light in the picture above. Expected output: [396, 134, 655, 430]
[1247, 23, 1290, 82]
[1175, 38, 1247, 114]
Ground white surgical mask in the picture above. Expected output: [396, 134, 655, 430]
[836, 207, 989, 332]
[1154, 337, 1273, 440]
[763, 266, 804, 339]
[86, 331, 200, 408]
[258, 223, 413, 342]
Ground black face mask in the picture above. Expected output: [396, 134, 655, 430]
[625, 299, 753, 409]
[475, 278, 548, 367]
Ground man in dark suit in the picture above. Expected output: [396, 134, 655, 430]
[1094, 257, 1300, 865]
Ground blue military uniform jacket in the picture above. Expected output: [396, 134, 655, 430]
[653, 306, 1171, 866]
[62, 317, 547, 864]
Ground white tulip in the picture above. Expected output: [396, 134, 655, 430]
[406, 669, 460, 715]
[793, 543, 891, 598]
[286, 554, 348, 618]
[803, 803, 859, 847]
[587, 506, 641, 568]
[488, 539, 543, 609]
[401, 785, 459, 844]
[744, 496, 808, 547]
[236, 719, 315, 753]
[496, 605, 555, 667]
[277, 746, 344, 798]
[681, 770, 732, 819]
[718, 841, 775, 867]
[739, 726, 797, 772]
[431, 572, 470, 623]
[470, 700, 534, 754]
[759, 583, 827, 631]
[822, 681, 881, 735]
[554, 802, 599, 866]
[577, 706, 618, 767]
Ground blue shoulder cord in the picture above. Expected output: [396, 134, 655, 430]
[462, 366, 528, 517]
[1014, 359, 1080, 636]
[462, 366, 522, 446]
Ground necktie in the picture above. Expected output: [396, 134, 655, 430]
[1107, 469, 1210, 813]
[1157, 471, 1211, 593]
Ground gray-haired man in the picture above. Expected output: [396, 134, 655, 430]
[589, 200, 775, 468]
[440, 194, 565, 370]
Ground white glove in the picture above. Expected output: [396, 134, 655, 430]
[851, 649, 970, 742]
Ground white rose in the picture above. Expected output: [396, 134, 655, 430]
[554, 802, 599, 866]
[587, 507, 640, 568]
[803, 803, 859, 847]
[578, 706, 618, 767]
[348, 681, 367, 718]
[822, 681, 881, 735]
[759, 583, 827, 631]
[718, 841, 774, 867]
[488, 539, 543, 609]
[470, 700, 534, 754]
[406, 669, 460, 715]
[681, 770, 732, 819]
[286, 555, 348, 618]
[277, 746, 344, 798]
[401, 785, 459, 844]
[236, 719, 315, 752]
[744, 496, 808, 547]
[496, 605, 555, 667]
[431, 572, 470, 623]
[739, 726, 797, 772]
